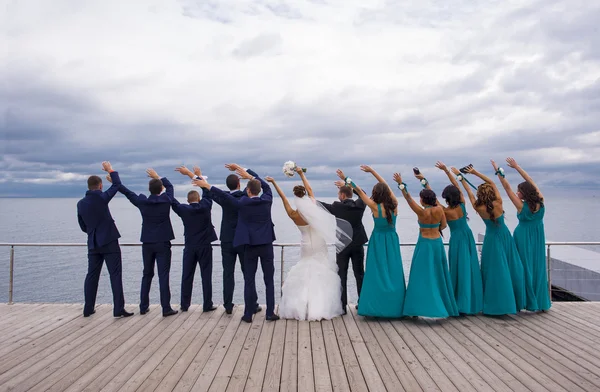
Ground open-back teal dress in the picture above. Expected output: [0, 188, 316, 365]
[481, 214, 526, 315]
[402, 216, 458, 318]
[514, 202, 550, 311]
[447, 203, 483, 315]
[357, 204, 405, 318]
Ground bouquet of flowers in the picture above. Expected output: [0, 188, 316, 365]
[282, 161, 307, 178]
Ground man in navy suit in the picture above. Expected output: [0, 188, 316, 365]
[209, 169, 260, 315]
[77, 161, 133, 318]
[118, 168, 178, 317]
[172, 165, 218, 312]
[193, 164, 279, 323]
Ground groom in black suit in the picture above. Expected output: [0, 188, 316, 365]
[319, 171, 368, 314]
[193, 164, 278, 323]
[77, 161, 133, 318]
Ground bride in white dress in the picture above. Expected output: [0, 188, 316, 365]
[266, 170, 352, 321]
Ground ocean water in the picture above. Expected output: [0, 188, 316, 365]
[0, 190, 599, 306]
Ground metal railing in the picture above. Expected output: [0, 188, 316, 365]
[1, 241, 599, 305]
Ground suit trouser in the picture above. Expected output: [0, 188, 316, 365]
[242, 244, 275, 319]
[221, 241, 244, 311]
[84, 240, 125, 316]
[336, 244, 365, 308]
[140, 241, 172, 312]
[181, 245, 213, 310]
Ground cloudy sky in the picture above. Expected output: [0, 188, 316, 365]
[2, 0, 599, 197]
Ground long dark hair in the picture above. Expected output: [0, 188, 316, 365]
[475, 183, 498, 223]
[420, 189, 437, 206]
[517, 181, 543, 213]
[371, 183, 397, 224]
[442, 185, 461, 208]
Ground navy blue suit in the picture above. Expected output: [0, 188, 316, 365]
[210, 169, 276, 319]
[171, 187, 217, 311]
[76, 171, 125, 316]
[210, 187, 252, 312]
[119, 177, 175, 313]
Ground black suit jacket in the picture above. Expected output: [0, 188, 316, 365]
[319, 195, 368, 246]
[119, 177, 176, 243]
[171, 187, 218, 247]
[77, 171, 122, 250]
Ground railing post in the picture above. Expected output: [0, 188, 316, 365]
[547, 244, 552, 301]
[280, 246, 284, 297]
[9, 246, 14, 305]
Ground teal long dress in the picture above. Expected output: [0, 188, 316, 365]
[447, 203, 483, 315]
[481, 214, 527, 315]
[402, 218, 459, 318]
[357, 204, 405, 318]
[514, 202, 551, 311]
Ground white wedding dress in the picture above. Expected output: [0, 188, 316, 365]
[278, 197, 352, 321]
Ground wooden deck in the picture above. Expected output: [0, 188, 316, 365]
[1, 303, 600, 392]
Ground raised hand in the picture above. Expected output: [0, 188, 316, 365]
[360, 165, 373, 173]
[193, 166, 202, 177]
[265, 176, 275, 183]
[192, 178, 210, 189]
[435, 161, 448, 171]
[393, 173, 403, 184]
[101, 161, 113, 172]
[105, 174, 112, 183]
[146, 169, 160, 179]
[490, 160, 499, 171]
[175, 165, 193, 177]
[413, 171, 425, 181]
[334, 180, 345, 188]
[225, 163, 241, 172]
[506, 157, 518, 169]
[295, 166, 303, 174]
[235, 168, 253, 180]
[336, 169, 346, 180]
[464, 165, 475, 174]
[450, 167, 461, 176]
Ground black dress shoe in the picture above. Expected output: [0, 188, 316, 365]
[203, 305, 217, 312]
[241, 316, 252, 323]
[83, 310, 96, 317]
[266, 314, 280, 321]
[140, 308, 150, 315]
[115, 310, 134, 318]
[163, 309, 178, 317]
[342, 308, 347, 316]
[225, 307, 233, 315]
[355, 304, 359, 310]
[180, 306, 189, 312]
[254, 305, 262, 314]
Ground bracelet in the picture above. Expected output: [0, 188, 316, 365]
[344, 176, 355, 187]
[456, 174, 464, 181]
[495, 168, 505, 178]
[397, 183, 407, 191]
[420, 178, 428, 188]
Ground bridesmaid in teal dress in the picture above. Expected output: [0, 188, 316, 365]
[342, 165, 405, 318]
[494, 157, 550, 311]
[417, 162, 483, 315]
[393, 172, 458, 318]
[455, 164, 526, 315]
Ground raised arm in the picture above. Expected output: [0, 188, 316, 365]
[360, 165, 398, 205]
[236, 167, 272, 202]
[296, 167, 314, 198]
[468, 165, 502, 201]
[336, 169, 377, 212]
[491, 160, 523, 211]
[192, 178, 239, 206]
[162, 177, 174, 200]
[100, 161, 121, 202]
[393, 173, 424, 216]
[452, 167, 476, 208]
[265, 177, 298, 219]
[117, 180, 142, 207]
[506, 157, 544, 199]
[436, 161, 465, 204]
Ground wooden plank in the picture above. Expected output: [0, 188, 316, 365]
[244, 311, 276, 392]
[225, 309, 266, 392]
[321, 319, 350, 392]
[309, 321, 333, 392]
[538, 309, 600, 349]
[280, 319, 298, 392]
[139, 307, 224, 392]
[261, 318, 287, 392]
[208, 310, 254, 392]
[551, 306, 600, 340]
[343, 310, 391, 392]
[424, 319, 513, 392]
[390, 320, 459, 392]
[297, 320, 315, 392]
[458, 317, 567, 392]
[331, 315, 368, 392]
[0, 304, 76, 344]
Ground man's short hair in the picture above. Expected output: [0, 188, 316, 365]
[247, 179, 261, 195]
[187, 190, 200, 202]
[226, 174, 240, 190]
[339, 185, 353, 198]
[87, 175, 102, 190]
[149, 179, 163, 195]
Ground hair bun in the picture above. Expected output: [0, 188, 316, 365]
[293, 185, 306, 198]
